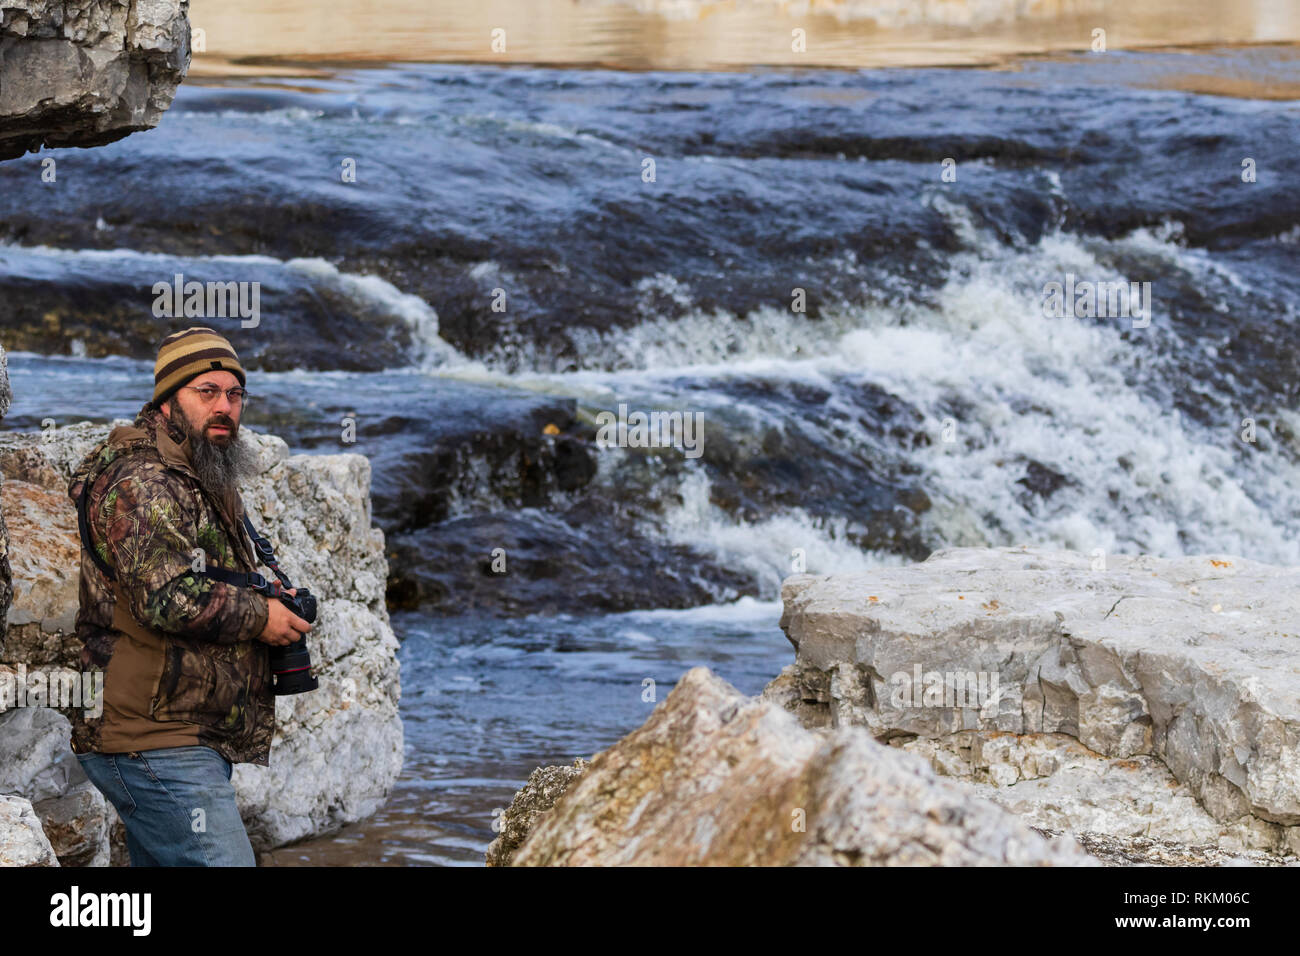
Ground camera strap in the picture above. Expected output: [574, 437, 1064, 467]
[76, 475, 118, 582]
[196, 516, 296, 598]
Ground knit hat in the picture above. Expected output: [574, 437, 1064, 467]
[153, 327, 246, 405]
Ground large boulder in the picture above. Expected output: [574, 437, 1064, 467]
[509, 666, 1093, 866]
[0, 0, 190, 160]
[1, 476, 80, 664]
[0, 420, 404, 856]
[0, 706, 85, 803]
[767, 545, 1300, 858]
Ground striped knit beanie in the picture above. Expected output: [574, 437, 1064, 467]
[153, 327, 246, 405]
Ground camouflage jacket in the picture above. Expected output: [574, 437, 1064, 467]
[67, 402, 275, 766]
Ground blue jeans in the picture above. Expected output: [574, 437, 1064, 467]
[75, 746, 257, 867]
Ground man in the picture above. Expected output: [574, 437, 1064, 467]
[67, 327, 312, 867]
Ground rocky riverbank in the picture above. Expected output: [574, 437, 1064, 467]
[0, 344, 404, 865]
[490, 546, 1300, 866]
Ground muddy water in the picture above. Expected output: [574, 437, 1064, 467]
[187, 0, 1300, 75]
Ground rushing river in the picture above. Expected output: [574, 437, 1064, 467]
[2, 47, 1298, 864]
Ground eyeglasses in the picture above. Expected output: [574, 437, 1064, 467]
[182, 384, 250, 407]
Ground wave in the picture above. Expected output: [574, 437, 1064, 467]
[278, 258, 463, 368]
[650, 469, 908, 598]
[0, 243, 464, 370]
[11, 205, 1300, 571]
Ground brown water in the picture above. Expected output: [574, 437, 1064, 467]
[188, 0, 1300, 75]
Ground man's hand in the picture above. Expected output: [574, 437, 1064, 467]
[257, 589, 312, 647]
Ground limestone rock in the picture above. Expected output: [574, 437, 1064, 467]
[0, 707, 113, 865]
[1052, 830, 1296, 867]
[902, 731, 1294, 858]
[0, 0, 190, 160]
[0, 422, 404, 855]
[1, 478, 81, 664]
[33, 779, 111, 867]
[511, 666, 1094, 866]
[0, 419, 118, 487]
[0, 793, 58, 865]
[0, 707, 82, 802]
[485, 759, 589, 867]
[767, 545, 1300, 857]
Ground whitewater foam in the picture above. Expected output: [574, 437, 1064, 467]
[502, 214, 1300, 567]
[649, 469, 908, 599]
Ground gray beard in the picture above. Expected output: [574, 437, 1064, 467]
[173, 410, 256, 500]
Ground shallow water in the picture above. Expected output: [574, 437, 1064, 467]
[261, 601, 791, 865]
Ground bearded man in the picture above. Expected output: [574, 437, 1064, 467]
[67, 327, 312, 867]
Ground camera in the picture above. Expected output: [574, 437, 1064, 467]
[270, 587, 319, 695]
[241, 516, 321, 696]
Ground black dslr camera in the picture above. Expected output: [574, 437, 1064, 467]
[271, 587, 319, 696]
[243, 517, 320, 696]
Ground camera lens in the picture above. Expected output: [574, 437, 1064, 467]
[270, 592, 320, 695]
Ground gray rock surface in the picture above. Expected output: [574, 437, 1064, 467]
[0, 792, 58, 865]
[510, 666, 1093, 866]
[0, 475, 81, 665]
[766, 545, 1300, 858]
[0, 699, 113, 866]
[33, 779, 111, 866]
[0, 706, 83, 802]
[0, 421, 404, 856]
[1051, 830, 1294, 867]
[0, 0, 190, 160]
[899, 731, 1294, 860]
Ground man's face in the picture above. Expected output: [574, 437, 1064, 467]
[162, 370, 242, 447]
[160, 369, 254, 499]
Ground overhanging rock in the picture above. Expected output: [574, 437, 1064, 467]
[0, 0, 190, 161]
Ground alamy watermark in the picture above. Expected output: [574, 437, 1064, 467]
[0, 665, 103, 717]
[889, 664, 1001, 715]
[595, 403, 704, 459]
[50, 886, 150, 936]
[152, 272, 261, 328]
[1042, 273, 1151, 328]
